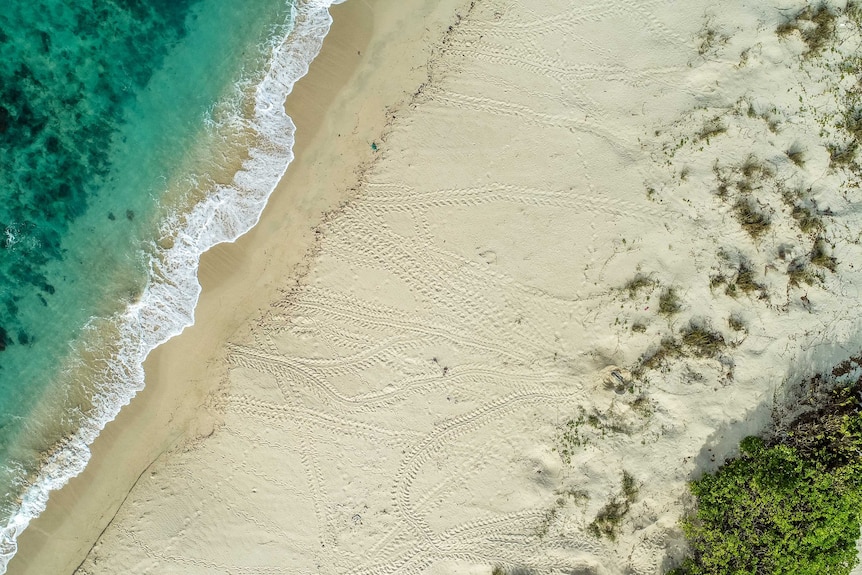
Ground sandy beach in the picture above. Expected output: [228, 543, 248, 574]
[11, 0, 862, 573]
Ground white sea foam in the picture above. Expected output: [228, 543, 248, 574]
[0, 0, 339, 571]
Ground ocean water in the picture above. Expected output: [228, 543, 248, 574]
[0, 0, 340, 569]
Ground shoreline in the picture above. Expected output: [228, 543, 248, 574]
[6, 0, 472, 571]
[12, 0, 862, 573]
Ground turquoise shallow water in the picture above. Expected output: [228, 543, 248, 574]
[0, 0, 339, 568]
[1, 0, 195, 473]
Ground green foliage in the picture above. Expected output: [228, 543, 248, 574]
[673, 440, 862, 574]
[782, 378, 862, 471]
[672, 374, 862, 575]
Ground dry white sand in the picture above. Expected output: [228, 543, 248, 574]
[14, 0, 862, 573]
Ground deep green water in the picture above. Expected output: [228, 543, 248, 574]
[0, 0, 334, 568]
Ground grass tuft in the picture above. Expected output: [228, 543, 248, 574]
[637, 336, 683, 374]
[622, 470, 639, 501]
[791, 204, 823, 234]
[787, 257, 821, 287]
[588, 471, 639, 541]
[740, 155, 773, 179]
[659, 287, 682, 316]
[727, 314, 746, 332]
[786, 145, 806, 167]
[624, 273, 655, 298]
[776, 4, 837, 56]
[697, 119, 727, 142]
[828, 140, 858, 168]
[681, 320, 726, 358]
[810, 238, 837, 272]
[734, 198, 770, 238]
[734, 259, 767, 296]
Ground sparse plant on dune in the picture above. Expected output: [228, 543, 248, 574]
[739, 154, 773, 180]
[624, 273, 656, 298]
[828, 140, 858, 168]
[810, 237, 837, 272]
[633, 319, 729, 378]
[710, 258, 768, 300]
[733, 197, 771, 238]
[635, 336, 683, 376]
[681, 320, 726, 359]
[791, 203, 823, 234]
[659, 287, 683, 316]
[696, 18, 729, 58]
[776, 3, 838, 56]
[786, 144, 806, 167]
[733, 259, 767, 298]
[696, 118, 727, 142]
[787, 257, 822, 287]
[492, 566, 536, 575]
[588, 471, 639, 541]
[727, 314, 746, 332]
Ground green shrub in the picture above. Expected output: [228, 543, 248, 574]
[672, 439, 862, 575]
[671, 375, 862, 575]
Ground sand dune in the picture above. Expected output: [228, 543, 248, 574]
[13, 0, 862, 573]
